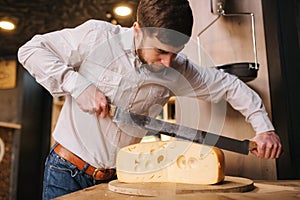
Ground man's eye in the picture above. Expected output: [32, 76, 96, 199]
[156, 49, 168, 54]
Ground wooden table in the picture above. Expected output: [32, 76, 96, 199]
[55, 180, 300, 200]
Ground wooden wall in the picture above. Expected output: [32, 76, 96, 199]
[177, 0, 277, 180]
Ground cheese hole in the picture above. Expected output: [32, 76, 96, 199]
[134, 165, 141, 171]
[150, 149, 155, 154]
[157, 155, 164, 164]
[145, 160, 154, 170]
[199, 153, 205, 160]
[176, 155, 186, 169]
[218, 162, 222, 169]
[188, 157, 199, 169]
[127, 146, 136, 152]
[150, 175, 155, 180]
[138, 153, 143, 159]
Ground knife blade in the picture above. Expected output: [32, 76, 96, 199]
[109, 105, 257, 155]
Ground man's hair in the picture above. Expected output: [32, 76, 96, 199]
[137, 0, 194, 47]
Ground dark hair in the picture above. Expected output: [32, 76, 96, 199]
[137, 0, 194, 47]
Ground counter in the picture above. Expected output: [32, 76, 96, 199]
[55, 179, 300, 200]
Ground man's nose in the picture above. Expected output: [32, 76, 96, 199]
[161, 53, 176, 67]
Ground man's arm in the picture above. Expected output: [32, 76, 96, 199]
[18, 20, 109, 115]
[176, 58, 282, 159]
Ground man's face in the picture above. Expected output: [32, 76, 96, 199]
[136, 34, 184, 71]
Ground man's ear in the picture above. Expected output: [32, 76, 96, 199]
[133, 22, 143, 46]
[133, 22, 140, 29]
[133, 22, 141, 35]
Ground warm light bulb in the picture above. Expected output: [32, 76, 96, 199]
[114, 6, 132, 17]
[0, 20, 15, 30]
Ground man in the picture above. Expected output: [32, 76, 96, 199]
[18, 0, 282, 199]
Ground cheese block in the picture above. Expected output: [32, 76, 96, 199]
[116, 140, 225, 184]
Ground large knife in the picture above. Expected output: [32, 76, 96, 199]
[109, 105, 257, 155]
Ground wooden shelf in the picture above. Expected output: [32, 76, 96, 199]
[0, 122, 21, 129]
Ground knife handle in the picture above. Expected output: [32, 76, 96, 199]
[249, 141, 258, 151]
[108, 103, 117, 118]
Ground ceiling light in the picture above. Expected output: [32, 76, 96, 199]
[114, 5, 132, 17]
[111, 19, 118, 25]
[0, 20, 15, 31]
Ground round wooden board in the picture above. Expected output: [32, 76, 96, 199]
[108, 176, 254, 196]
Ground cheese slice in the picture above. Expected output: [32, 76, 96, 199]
[116, 140, 225, 184]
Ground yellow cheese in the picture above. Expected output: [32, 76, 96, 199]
[116, 140, 225, 184]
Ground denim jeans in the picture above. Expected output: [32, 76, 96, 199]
[42, 144, 115, 200]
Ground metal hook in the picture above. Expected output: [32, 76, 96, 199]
[197, 1, 259, 70]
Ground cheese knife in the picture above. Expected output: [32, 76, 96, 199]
[109, 105, 257, 155]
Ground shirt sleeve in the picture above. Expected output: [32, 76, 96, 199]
[175, 57, 274, 134]
[17, 20, 102, 99]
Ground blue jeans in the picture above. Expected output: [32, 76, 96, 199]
[42, 144, 115, 200]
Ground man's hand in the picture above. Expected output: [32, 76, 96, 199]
[75, 84, 108, 118]
[250, 131, 282, 159]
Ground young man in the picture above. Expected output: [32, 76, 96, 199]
[18, 0, 282, 199]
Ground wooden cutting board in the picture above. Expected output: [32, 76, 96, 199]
[108, 176, 254, 196]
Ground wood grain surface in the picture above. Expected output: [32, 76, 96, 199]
[54, 179, 300, 200]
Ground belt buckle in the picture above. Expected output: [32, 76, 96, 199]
[94, 168, 116, 181]
[93, 168, 106, 180]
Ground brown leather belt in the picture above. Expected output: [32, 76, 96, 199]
[54, 144, 116, 181]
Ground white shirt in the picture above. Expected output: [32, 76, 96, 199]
[18, 19, 274, 168]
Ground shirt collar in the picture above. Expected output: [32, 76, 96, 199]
[118, 27, 136, 54]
